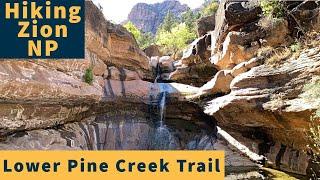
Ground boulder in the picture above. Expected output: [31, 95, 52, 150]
[225, 1, 262, 26]
[168, 35, 217, 87]
[89, 51, 108, 76]
[169, 63, 218, 87]
[211, 31, 260, 70]
[209, 0, 296, 70]
[285, 1, 320, 35]
[149, 56, 159, 69]
[197, 14, 216, 37]
[183, 35, 212, 64]
[200, 70, 234, 94]
[260, 18, 290, 47]
[231, 57, 261, 77]
[159, 56, 175, 73]
[144, 45, 162, 57]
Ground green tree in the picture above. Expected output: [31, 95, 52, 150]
[124, 21, 155, 49]
[260, 0, 284, 18]
[201, 0, 219, 17]
[159, 11, 178, 32]
[139, 32, 155, 49]
[124, 21, 142, 42]
[156, 23, 196, 59]
[181, 9, 201, 33]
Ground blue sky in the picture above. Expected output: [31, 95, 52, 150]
[92, 0, 204, 23]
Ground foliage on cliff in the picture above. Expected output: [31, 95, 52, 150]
[159, 12, 178, 32]
[310, 113, 320, 151]
[181, 9, 201, 33]
[308, 95, 320, 178]
[124, 1, 220, 57]
[201, 0, 219, 17]
[260, 0, 284, 18]
[84, 67, 94, 85]
[156, 23, 196, 59]
[124, 21, 154, 49]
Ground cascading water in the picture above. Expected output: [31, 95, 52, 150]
[154, 63, 161, 84]
[154, 63, 166, 128]
[152, 64, 175, 150]
[153, 91, 174, 150]
[159, 91, 166, 127]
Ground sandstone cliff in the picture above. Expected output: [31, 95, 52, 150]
[0, 1, 152, 135]
[0, 1, 210, 138]
[153, 0, 320, 177]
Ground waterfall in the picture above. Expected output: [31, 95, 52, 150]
[154, 64, 167, 129]
[153, 94, 172, 150]
[154, 63, 161, 84]
[159, 91, 166, 128]
[155, 63, 167, 129]
[151, 63, 175, 149]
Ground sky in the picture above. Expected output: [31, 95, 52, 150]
[92, 0, 204, 23]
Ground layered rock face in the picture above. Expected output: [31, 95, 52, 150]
[0, 1, 214, 139]
[0, 113, 215, 150]
[198, 0, 319, 176]
[205, 47, 320, 174]
[127, 0, 189, 34]
[0, 1, 152, 135]
[151, 0, 320, 176]
[0, 109, 261, 177]
[0, 3, 265, 177]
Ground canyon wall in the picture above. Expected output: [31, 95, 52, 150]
[127, 0, 189, 34]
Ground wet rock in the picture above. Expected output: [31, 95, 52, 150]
[0, 112, 261, 176]
[0, 109, 215, 150]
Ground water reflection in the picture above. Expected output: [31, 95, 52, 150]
[0, 113, 216, 150]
